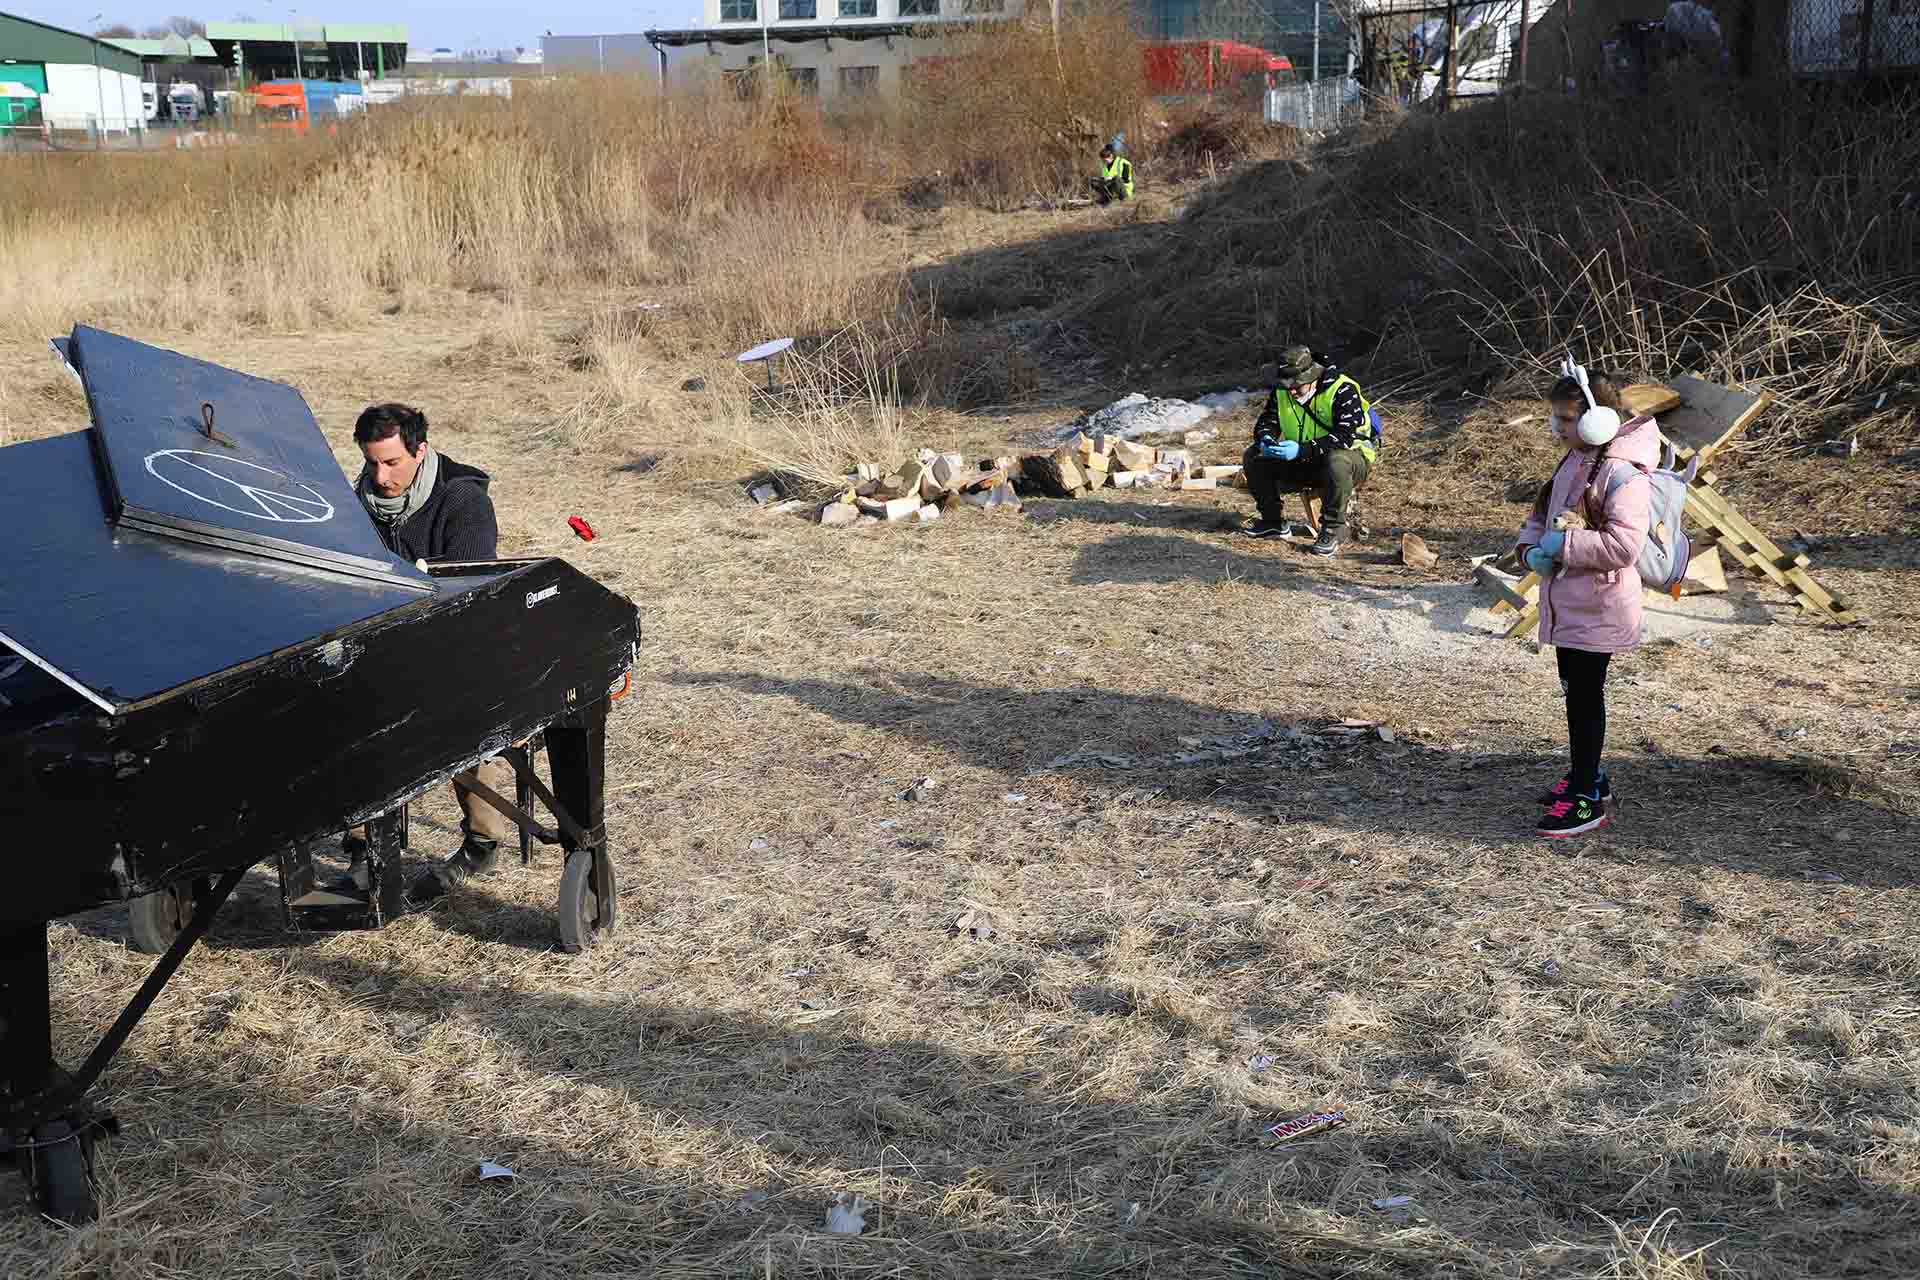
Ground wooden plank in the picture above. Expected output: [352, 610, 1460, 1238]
[1620, 383, 1683, 417]
[1680, 545, 1727, 595]
[1685, 488, 1796, 589]
[1476, 564, 1536, 613]
[1504, 601, 1539, 638]
[1686, 483, 1856, 623]
[1657, 376, 1769, 463]
[1781, 567, 1854, 619]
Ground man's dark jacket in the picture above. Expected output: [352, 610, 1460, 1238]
[367, 454, 498, 563]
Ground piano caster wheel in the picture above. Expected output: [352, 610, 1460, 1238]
[127, 878, 211, 956]
[557, 849, 616, 954]
[26, 1121, 99, 1225]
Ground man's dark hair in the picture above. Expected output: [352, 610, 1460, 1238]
[354, 403, 429, 454]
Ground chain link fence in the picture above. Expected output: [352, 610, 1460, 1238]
[1789, 0, 1920, 75]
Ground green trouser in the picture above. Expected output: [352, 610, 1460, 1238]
[1240, 444, 1372, 532]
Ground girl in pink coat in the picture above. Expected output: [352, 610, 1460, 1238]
[1515, 370, 1656, 837]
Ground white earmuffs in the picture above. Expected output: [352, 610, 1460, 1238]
[1560, 354, 1621, 447]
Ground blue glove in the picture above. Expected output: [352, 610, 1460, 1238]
[1524, 545, 1557, 576]
[1259, 438, 1301, 462]
[1539, 529, 1567, 557]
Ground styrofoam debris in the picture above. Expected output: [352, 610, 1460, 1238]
[826, 1191, 868, 1234]
[1050, 388, 1256, 443]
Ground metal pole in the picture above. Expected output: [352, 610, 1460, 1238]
[1312, 0, 1321, 83]
[1442, 1, 1456, 109]
[91, 38, 107, 145]
[1857, 0, 1876, 75]
[65, 867, 247, 1105]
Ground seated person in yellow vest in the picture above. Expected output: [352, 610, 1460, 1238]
[1090, 144, 1134, 205]
[330, 403, 517, 904]
[1240, 345, 1380, 557]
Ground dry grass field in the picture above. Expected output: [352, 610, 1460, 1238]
[1, 47, 1918, 1280]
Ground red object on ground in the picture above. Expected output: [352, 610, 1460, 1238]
[569, 516, 596, 541]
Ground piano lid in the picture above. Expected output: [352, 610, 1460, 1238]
[65, 325, 432, 591]
[0, 431, 433, 714]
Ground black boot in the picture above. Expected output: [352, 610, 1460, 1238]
[325, 833, 371, 894]
[408, 836, 501, 904]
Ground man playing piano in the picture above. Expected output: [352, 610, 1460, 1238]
[336, 403, 517, 903]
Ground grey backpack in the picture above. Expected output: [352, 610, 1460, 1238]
[1596, 440, 1697, 594]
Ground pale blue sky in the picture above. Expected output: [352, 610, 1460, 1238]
[18, 1, 702, 55]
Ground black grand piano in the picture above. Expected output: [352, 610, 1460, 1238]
[0, 326, 640, 1223]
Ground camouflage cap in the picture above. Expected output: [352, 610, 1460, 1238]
[1276, 345, 1322, 386]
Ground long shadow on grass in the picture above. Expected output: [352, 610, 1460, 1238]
[665, 670, 1918, 888]
[46, 931, 1919, 1279]
[37, 976, 1452, 1279]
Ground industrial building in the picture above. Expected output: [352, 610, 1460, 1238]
[201, 22, 409, 85]
[641, 0, 1033, 100]
[102, 34, 228, 121]
[0, 10, 145, 137]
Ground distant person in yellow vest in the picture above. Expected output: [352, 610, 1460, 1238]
[1239, 345, 1381, 557]
[1089, 143, 1133, 205]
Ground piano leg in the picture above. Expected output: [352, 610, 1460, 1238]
[0, 921, 98, 1224]
[546, 698, 616, 954]
[1, 866, 244, 1224]
[364, 808, 408, 927]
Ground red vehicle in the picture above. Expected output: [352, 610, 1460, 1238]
[1144, 39, 1295, 100]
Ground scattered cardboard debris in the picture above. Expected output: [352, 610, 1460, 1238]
[953, 907, 998, 941]
[1399, 533, 1439, 569]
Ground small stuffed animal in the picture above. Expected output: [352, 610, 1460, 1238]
[1549, 510, 1586, 580]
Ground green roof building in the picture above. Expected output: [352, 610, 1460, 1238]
[0, 10, 146, 135]
[202, 22, 408, 84]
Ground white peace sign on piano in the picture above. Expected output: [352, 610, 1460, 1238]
[142, 449, 336, 524]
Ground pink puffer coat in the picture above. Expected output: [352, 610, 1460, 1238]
[1515, 413, 1658, 653]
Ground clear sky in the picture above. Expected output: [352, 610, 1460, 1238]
[16, 2, 702, 54]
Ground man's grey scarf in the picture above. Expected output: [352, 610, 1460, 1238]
[358, 444, 439, 527]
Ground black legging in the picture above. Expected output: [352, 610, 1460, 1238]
[1556, 647, 1613, 796]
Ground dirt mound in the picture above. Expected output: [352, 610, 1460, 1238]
[1075, 84, 1920, 452]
